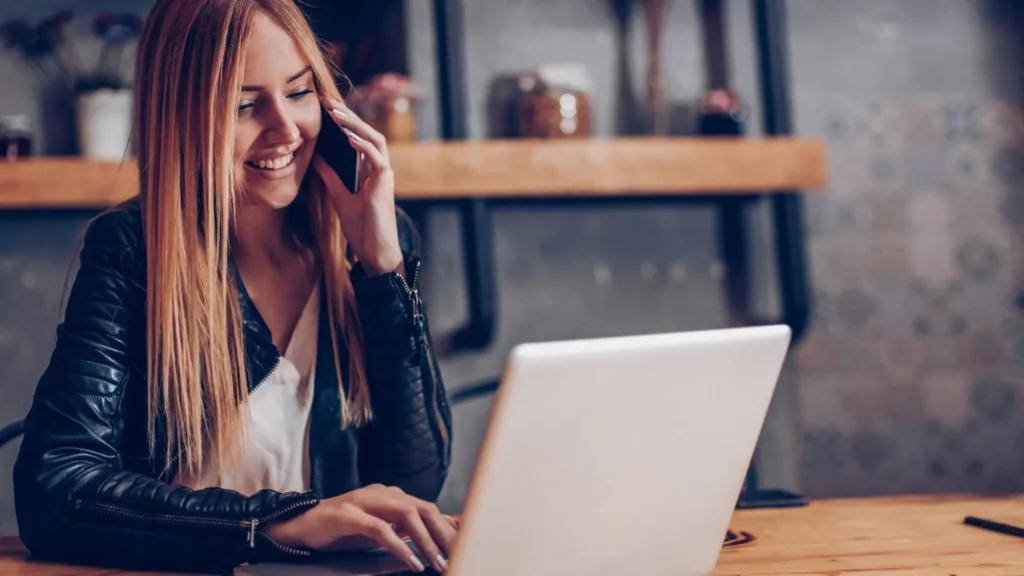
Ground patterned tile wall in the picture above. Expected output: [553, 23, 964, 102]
[796, 98, 1024, 497]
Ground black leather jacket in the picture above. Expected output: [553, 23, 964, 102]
[13, 200, 452, 574]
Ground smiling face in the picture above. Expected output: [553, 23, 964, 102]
[234, 11, 323, 209]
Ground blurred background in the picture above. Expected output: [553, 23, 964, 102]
[1, 0, 1024, 537]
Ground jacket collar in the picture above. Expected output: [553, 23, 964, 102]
[231, 264, 286, 392]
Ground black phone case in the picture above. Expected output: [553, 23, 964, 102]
[316, 107, 360, 193]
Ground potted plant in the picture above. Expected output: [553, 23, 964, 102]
[1, 11, 142, 159]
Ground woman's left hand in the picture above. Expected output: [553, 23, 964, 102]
[313, 95, 403, 278]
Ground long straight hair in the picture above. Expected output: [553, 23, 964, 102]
[135, 0, 371, 477]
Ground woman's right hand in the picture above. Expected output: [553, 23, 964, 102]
[263, 484, 456, 573]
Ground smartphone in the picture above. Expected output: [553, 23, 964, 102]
[315, 106, 360, 194]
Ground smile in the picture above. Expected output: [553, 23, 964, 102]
[245, 152, 294, 171]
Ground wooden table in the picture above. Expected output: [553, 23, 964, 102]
[713, 495, 1024, 575]
[2, 495, 1022, 575]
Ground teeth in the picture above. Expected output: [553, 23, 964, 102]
[252, 153, 293, 170]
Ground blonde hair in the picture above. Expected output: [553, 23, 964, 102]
[135, 0, 370, 477]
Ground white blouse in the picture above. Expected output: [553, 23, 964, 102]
[174, 285, 320, 496]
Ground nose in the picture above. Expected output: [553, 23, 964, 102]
[262, 97, 301, 148]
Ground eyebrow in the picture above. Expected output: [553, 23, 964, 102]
[241, 66, 312, 92]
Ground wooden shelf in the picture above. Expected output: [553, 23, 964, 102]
[0, 137, 827, 209]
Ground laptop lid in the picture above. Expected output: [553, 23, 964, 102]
[448, 325, 791, 576]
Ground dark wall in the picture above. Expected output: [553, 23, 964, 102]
[302, 0, 408, 85]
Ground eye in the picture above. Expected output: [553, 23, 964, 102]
[238, 99, 255, 115]
[288, 88, 314, 101]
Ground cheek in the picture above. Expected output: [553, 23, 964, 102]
[297, 109, 321, 148]
[234, 122, 260, 163]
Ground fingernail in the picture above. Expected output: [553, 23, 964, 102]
[409, 555, 426, 573]
[331, 108, 348, 118]
[343, 128, 362, 142]
[436, 554, 449, 571]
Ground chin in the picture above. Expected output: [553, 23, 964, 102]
[246, 184, 301, 209]
[237, 153, 312, 209]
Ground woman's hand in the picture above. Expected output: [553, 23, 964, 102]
[263, 484, 456, 573]
[312, 95, 403, 278]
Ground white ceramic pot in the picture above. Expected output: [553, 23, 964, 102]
[76, 89, 133, 160]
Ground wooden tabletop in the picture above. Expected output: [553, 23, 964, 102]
[2, 495, 1022, 575]
[714, 494, 1024, 575]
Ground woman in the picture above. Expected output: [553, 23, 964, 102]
[13, 0, 453, 574]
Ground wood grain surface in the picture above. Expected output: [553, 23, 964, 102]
[712, 494, 1024, 575]
[2, 495, 1021, 575]
[0, 137, 827, 209]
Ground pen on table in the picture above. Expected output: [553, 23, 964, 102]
[963, 515, 1024, 538]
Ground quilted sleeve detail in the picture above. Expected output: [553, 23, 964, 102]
[351, 224, 452, 501]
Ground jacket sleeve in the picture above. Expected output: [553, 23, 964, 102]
[352, 214, 452, 502]
[13, 210, 319, 574]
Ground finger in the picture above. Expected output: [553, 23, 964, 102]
[326, 102, 389, 160]
[324, 534, 381, 553]
[387, 501, 446, 573]
[354, 512, 426, 573]
[322, 94, 347, 115]
[420, 503, 458, 558]
[330, 107, 388, 156]
[322, 95, 367, 132]
[345, 130, 389, 174]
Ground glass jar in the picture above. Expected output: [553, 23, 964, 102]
[359, 96, 418, 143]
[517, 64, 593, 139]
[348, 73, 423, 143]
[0, 115, 33, 161]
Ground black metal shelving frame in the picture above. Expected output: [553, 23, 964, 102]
[406, 0, 811, 509]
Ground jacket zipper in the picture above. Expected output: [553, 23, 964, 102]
[75, 497, 318, 557]
[395, 261, 449, 453]
[246, 497, 319, 554]
[249, 355, 281, 396]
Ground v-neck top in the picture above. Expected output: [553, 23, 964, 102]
[174, 285, 320, 496]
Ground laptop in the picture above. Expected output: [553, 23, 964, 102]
[239, 325, 791, 576]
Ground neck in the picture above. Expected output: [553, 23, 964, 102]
[233, 205, 297, 267]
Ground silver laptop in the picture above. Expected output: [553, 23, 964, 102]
[240, 325, 791, 576]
